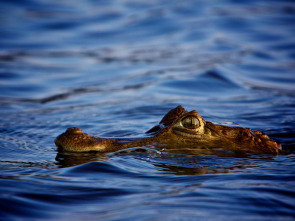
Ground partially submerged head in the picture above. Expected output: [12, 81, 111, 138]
[150, 106, 281, 154]
[55, 105, 282, 154]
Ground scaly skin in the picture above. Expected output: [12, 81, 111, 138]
[55, 106, 282, 154]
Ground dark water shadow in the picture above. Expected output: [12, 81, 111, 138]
[55, 146, 278, 176]
[55, 151, 109, 168]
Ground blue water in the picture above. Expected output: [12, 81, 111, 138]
[1, 0, 295, 220]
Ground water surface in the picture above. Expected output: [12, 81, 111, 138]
[0, 0, 295, 220]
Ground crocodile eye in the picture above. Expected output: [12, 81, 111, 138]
[181, 116, 200, 129]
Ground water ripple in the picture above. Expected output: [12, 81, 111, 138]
[0, 0, 295, 220]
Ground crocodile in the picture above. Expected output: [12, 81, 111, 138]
[55, 105, 282, 154]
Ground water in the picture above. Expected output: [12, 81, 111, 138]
[0, 0, 295, 220]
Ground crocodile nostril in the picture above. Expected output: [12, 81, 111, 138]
[65, 127, 83, 134]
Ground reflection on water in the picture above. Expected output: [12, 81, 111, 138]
[0, 0, 295, 220]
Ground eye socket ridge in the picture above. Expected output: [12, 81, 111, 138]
[181, 116, 200, 129]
